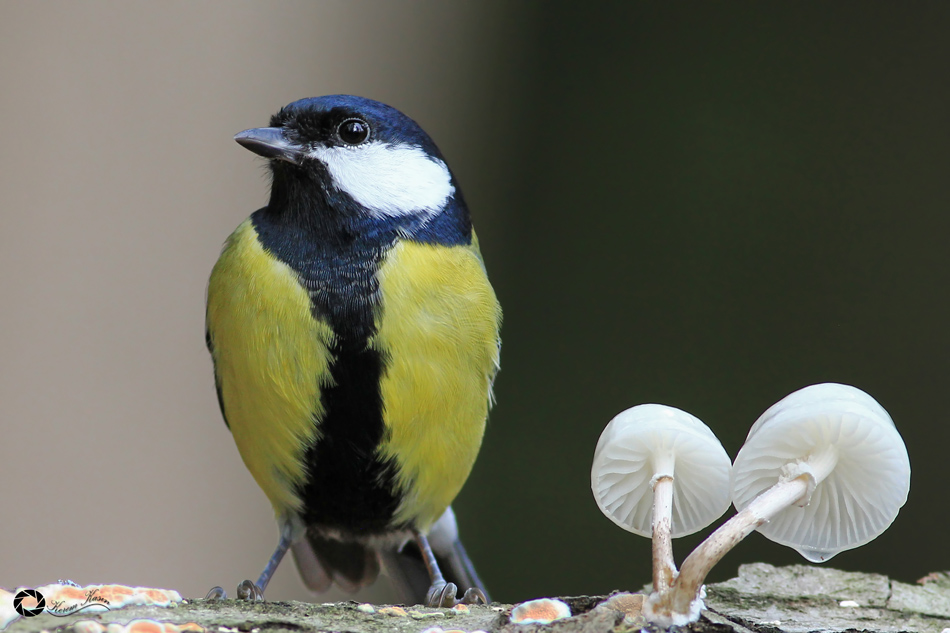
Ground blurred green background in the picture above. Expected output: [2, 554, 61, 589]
[1, 2, 946, 604]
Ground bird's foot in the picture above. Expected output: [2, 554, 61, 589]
[460, 587, 489, 605]
[236, 579, 265, 601]
[425, 582, 488, 607]
[205, 586, 227, 600]
[204, 581, 265, 601]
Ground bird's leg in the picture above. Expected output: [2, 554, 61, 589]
[241, 527, 294, 600]
[413, 530, 487, 607]
[206, 526, 293, 601]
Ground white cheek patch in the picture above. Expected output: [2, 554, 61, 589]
[308, 141, 455, 218]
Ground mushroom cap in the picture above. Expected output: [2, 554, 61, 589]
[731, 383, 911, 562]
[591, 404, 733, 538]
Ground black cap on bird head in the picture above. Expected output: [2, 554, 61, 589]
[235, 95, 471, 244]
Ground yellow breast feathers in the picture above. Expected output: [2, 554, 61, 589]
[372, 237, 501, 531]
[207, 221, 500, 529]
[206, 219, 335, 516]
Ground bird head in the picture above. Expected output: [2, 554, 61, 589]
[235, 96, 467, 241]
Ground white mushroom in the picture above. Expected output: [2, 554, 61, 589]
[591, 404, 732, 592]
[645, 383, 910, 626]
[731, 382, 910, 561]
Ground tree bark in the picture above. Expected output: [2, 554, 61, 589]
[6, 564, 950, 633]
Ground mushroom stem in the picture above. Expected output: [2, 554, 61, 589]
[664, 477, 808, 616]
[652, 474, 676, 592]
[648, 445, 840, 621]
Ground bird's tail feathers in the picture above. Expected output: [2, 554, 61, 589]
[291, 508, 488, 605]
[292, 533, 380, 594]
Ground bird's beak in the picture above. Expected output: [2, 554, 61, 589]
[234, 127, 305, 165]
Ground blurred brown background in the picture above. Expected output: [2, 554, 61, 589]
[2, 2, 949, 604]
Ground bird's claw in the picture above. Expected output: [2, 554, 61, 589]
[205, 586, 228, 600]
[204, 580, 266, 601]
[236, 579, 265, 601]
[461, 587, 488, 605]
[426, 581, 458, 607]
[425, 582, 488, 607]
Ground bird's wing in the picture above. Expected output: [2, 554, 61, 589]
[205, 328, 230, 429]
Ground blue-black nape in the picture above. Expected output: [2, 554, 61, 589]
[270, 95, 447, 162]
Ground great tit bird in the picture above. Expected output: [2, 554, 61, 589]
[205, 96, 501, 607]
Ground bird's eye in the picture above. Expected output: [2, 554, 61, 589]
[337, 118, 370, 145]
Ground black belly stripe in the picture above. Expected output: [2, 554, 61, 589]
[298, 340, 403, 534]
[251, 209, 404, 535]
